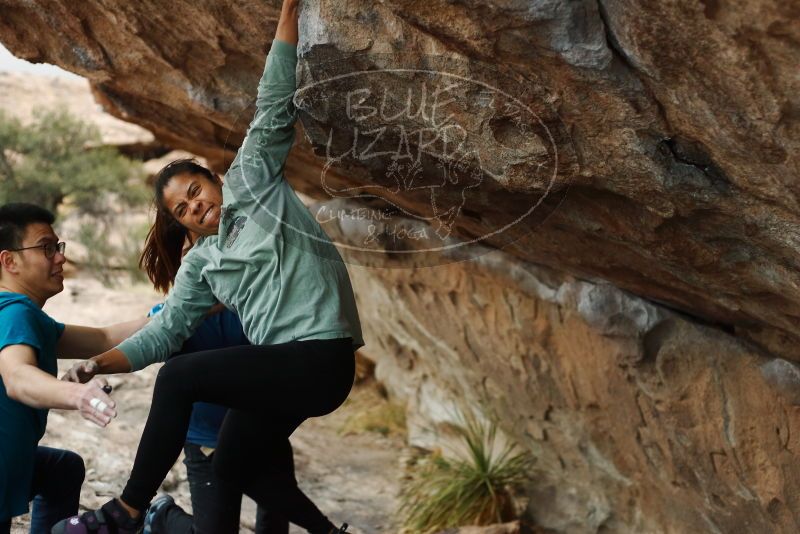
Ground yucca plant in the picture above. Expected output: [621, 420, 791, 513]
[398, 411, 534, 533]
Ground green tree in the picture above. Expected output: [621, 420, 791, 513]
[0, 109, 147, 213]
[0, 108, 150, 284]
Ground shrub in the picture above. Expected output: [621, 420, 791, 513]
[398, 411, 534, 533]
[0, 108, 150, 282]
[76, 219, 150, 286]
[0, 109, 147, 213]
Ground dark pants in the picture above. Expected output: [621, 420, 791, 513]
[157, 442, 289, 534]
[0, 446, 85, 534]
[121, 338, 355, 534]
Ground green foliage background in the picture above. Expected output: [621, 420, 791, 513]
[0, 109, 150, 283]
[0, 109, 147, 212]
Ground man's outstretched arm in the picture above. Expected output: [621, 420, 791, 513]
[57, 318, 149, 360]
[0, 343, 117, 426]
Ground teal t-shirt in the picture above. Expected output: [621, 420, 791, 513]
[0, 292, 64, 520]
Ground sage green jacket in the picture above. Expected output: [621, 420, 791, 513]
[118, 40, 363, 371]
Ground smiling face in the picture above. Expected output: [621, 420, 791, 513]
[1, 222, 67, 303]
[161, 172, 224, 236]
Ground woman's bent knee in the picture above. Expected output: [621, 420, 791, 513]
[66, 450, 86, 481]
[154, 353, 195, 389]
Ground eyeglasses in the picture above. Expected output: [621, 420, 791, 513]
[9, 242, 66, 259]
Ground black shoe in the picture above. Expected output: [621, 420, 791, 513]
[329, 524, 348, 534]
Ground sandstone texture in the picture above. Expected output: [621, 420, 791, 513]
[1, 0, 798, 355]
[325, 208, 800, 533]
[2, 1, 800, 532]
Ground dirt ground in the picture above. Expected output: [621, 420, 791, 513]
[10, 276, 408, 533]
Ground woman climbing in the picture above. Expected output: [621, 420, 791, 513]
[53, 0, 360, 532]
[138, 221, 290, 534]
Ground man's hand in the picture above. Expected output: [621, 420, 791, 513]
[74, 377, 117, 427]
[61, 359, 99, 383]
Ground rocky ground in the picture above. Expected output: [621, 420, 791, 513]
[10, 276, 408, 534]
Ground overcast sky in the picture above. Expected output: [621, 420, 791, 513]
[0, 42, 82, 79]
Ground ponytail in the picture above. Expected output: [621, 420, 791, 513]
[141, 157, 218, 293]
[139, 207, 187, 294]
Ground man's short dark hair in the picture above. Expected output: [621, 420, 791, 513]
[0, 203, 56, 251]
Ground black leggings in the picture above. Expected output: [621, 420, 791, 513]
[120, 337, 355, 534]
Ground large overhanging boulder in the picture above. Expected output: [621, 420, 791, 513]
[3, 2, 800, 532]
[1, 0, 797, 357]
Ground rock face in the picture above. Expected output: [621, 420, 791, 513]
[323, 208, 800, 533]
[2, 1, 800, 532]
[1, 0, 798, 356]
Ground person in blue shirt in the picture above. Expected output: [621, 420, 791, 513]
[0, 203, 148, 534]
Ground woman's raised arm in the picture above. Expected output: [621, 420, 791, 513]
[225, 0, 301, 205]
[275, 0, 299, 46]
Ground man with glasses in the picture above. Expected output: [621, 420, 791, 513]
[0, 203, 149, 534]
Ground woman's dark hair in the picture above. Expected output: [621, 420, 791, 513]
[0, 203, 56, 251]
[139, 158, 220, 294]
